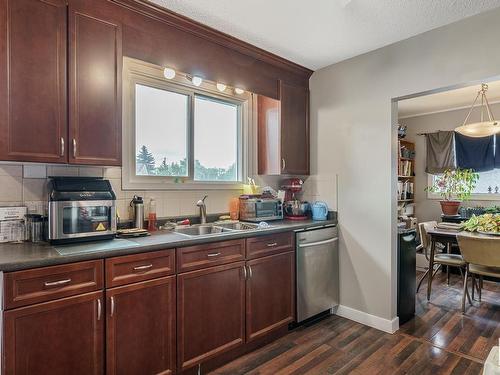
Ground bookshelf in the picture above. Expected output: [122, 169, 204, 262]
[398, 140, 415, 203]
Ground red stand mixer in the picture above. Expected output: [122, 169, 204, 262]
[281, 178, 309, 220]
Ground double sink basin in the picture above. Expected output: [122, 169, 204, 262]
[174, 221, 263, 237]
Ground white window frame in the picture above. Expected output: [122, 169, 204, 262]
[122, 57, 250, 190]
[426, 173, 500, 201]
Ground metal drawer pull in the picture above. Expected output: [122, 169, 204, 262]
[207, 252, 221, 257]
[243, 266, 248, 279]
[110, 296, 115, 317]
[133, 264, 153, 271]
[44, 278, 71, 287]
[60, 137, 65, 156]
[267, 242, 278, 247]
[282, 158, 286, 171]
[248, 265, 253, 278]
[97, 299, 102, 320]
[298, 238, 338, 248]
[72, 139, 77, 158]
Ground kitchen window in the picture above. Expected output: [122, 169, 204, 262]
[122, 58, 249, 190]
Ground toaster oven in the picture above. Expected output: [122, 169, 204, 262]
[48, 177, 117, 244]
[239, 198, 283, 222]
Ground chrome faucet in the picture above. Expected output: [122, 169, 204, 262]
[197, 195, 208, 224]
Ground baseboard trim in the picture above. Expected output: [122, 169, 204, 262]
[335, 304, 399, 334]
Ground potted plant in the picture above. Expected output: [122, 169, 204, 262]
[426, 168, 479, 216]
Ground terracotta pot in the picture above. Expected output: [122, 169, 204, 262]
[440, 200, 460, 216]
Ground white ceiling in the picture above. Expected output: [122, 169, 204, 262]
[398, 80, 500, 118]
[148, 0, 500, 70]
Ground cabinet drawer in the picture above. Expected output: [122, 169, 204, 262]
[246, 232, 294, 259]
[177, 239, 245, 273]
[106, 249, 175, 288]
[4, 260, 103, 309]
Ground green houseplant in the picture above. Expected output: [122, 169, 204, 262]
[426, 168, 479, 216]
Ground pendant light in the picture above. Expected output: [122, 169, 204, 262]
[455, 84, 500, 137]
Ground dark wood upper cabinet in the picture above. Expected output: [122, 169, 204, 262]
[68, 0, 122, 166]
[177, 261, 246, 371]
[3, 291, 104, 375]
[0, 0, 67, 163]
[246, 251, 295, 342]
[106, 276, 176, 375]
[280, 81, 309, 175]
[258, 81, 309, 175]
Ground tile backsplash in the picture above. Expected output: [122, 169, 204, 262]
[0, 164, 241, 221]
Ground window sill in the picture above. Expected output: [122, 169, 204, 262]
[426, 193, 500, 201]
[122, 178, 244, 191]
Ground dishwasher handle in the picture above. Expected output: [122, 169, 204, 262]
[298, 237, 338, 248]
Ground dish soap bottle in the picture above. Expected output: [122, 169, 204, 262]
[148, 198, 157, 232]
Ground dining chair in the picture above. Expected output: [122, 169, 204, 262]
[416, 221, 468, 299]
[457, 233, 500, 313]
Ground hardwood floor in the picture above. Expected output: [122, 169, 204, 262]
[210, 272, 499, 374]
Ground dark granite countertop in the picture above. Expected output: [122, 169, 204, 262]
[0, 219, 337, 272]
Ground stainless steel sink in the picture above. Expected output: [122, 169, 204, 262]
[174, 222, 261, 237]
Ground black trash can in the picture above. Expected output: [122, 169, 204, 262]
[397, 228, 416, 325]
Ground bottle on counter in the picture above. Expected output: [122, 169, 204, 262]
[130, 195, 144, 229]
[229, 197, 239, 220]
[148, 198, 157, 232]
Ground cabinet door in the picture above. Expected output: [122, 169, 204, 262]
[246, 251, 295, 342]
[257, 95, 281, 175]
[3, 291, 104, 375]
[177, 262, 246, 371]
[280, 81, 309, 175]
[0, 0, 67, 163]
[106, 276, 176, 375]
[68, 0, 122, 166]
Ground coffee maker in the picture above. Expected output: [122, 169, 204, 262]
[281, 178, 309, 220]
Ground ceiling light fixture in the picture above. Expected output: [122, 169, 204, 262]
[163, 67, 176, 79]
[190, 75, 203, 87]
[216, 83, 227, 92]
[455, 84, 500, 137]
[234, 87, 244, 95]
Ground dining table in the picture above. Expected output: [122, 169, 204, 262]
[425, 228, 499, 301]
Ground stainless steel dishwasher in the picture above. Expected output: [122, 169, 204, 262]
[296, 225, 339, 323]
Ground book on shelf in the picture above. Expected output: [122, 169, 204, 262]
[397, 180, 414, 200]
[398, 160, 413, 177]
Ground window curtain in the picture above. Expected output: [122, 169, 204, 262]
[455, 132, 495, 172]
[425, 131, 456, 174]
[496, 134, 500, 168]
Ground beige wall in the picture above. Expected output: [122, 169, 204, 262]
[0, 164, 240, 221]
[308, 7, 500, 325]
[403, 104, 500, 223]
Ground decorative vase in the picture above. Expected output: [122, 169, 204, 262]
[440, 200, 460, 216]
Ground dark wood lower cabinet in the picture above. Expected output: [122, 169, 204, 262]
[106, 276, 176, 375]
[177, 262, 246, 371]
[246, 251, 295, 342]
[3, 291, 104, 375]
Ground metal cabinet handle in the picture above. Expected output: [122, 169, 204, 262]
[281, 158, 286, 171]
[44, 278, 71, 287]
[243, 266, 248, 279]
[133, 264, 153, 271]
[207, 252, 221, 257]
[60, 137, 65, 156]
[72, 139, 76, 158]
[248, 265, 253, 278]
[267, 242, 278, 247]
[110, 296, 115, 317]
[97, 298, 102, 320]
[298, 238, 338, 248]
